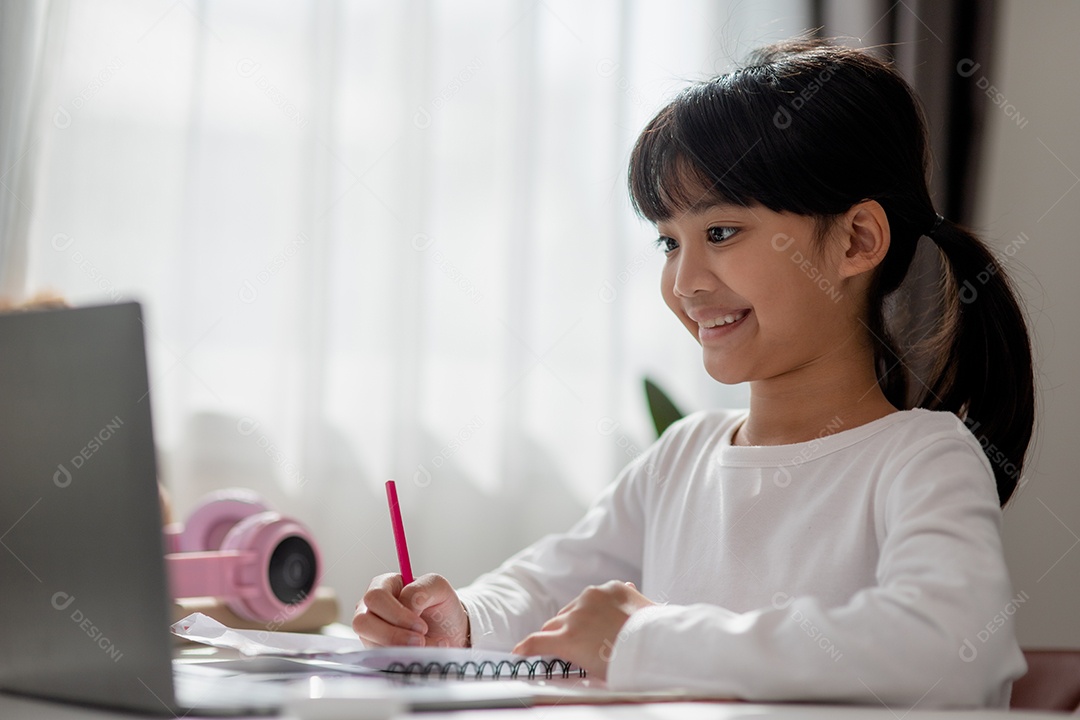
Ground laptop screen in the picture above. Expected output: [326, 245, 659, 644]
[0, 302, 177, 714]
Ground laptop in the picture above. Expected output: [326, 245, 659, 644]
[0, 302, 536, 716]
[0, 301, 280, 715]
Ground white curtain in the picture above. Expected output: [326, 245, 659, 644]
[0, 0, 62, 297]
[21, 0, 811, 621]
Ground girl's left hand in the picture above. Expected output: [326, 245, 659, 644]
[512, 580, 655, 680]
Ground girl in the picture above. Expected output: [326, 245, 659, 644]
[353, 38, 1034, 709]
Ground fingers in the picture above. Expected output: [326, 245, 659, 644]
[399, 573, 451, 614]
[512, 611, 568, 655]
[555, 581, 621, 616]
[399, 574, 470, 648]
[369, 572, 405, 596]
[512, 581, 643, 682]
[352, 573, 428, 646]
[354, 611, 427, 648]
[353, 573, 471, 649]
[513, 631, 560, 657]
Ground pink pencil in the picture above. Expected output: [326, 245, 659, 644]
[385, 480, 414, 585]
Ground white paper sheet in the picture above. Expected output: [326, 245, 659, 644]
[172, 612, 368, 656]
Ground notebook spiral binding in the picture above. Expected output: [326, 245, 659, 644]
[384, 658, 586, 680]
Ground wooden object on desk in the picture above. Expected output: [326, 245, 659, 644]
[171, 585, 340, 633]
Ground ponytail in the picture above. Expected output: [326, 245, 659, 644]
[915, 217, 1035, 506]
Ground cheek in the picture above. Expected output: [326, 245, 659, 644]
[758, 249, 844, 333]
[660, 263, 682, 315]
[660, 264, 701, 340]
[735, 247, 826, 328]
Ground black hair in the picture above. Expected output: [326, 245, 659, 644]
[628, 38, 1034, 506]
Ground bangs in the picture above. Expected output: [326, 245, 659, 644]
[627, 46, 875, 225]
[627, 104, 748, 222]
[627, 76, 797, 224]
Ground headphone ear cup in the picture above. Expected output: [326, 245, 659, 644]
[219, 512, 321, 623]
[177, 489, 270, 553]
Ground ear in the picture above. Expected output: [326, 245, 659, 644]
[836, 200, 890, 279]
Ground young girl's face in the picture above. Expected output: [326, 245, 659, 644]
[657, 202, 860, 385]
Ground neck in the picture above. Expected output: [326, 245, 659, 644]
[734, 334, 898, 446]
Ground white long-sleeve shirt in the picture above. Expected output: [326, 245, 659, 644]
[457, 408, 1027, 708]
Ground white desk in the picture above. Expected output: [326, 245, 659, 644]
[0, 691, 1064, 719]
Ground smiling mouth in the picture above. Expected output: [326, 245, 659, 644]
[697, 309, 750, 329]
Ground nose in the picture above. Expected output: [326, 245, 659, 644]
[671, 242, 718, 297]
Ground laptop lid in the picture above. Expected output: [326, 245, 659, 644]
[0, 301, 178, 715]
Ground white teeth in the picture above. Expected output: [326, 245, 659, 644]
[700, 310, 747, 329]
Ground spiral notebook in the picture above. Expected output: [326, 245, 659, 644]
[172, 613, 585, 680]
[361, 648, 581, 679]
[173, 613, 738, 706]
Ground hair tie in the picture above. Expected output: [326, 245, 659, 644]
[928, 213, 946, 240]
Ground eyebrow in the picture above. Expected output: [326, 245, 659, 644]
[685, 199, 748, 215]
[656, 200, 748, 227]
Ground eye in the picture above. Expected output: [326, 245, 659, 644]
[708, 226, 737, 244]
[654, 236, 678, 254]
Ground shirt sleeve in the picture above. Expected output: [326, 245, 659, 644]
[456, 436, 663, 651]
[605, 434, 1028, 709]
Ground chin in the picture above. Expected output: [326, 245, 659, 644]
[703, 361, 751, 385]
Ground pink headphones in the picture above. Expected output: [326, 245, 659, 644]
[164, 489, 321, 623]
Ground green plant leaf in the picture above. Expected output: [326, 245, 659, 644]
[644, 377, 685, 438]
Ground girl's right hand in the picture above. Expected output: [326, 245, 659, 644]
[352, 572, 469, 648]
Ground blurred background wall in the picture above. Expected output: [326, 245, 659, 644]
[974, 0, 1080, 648]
